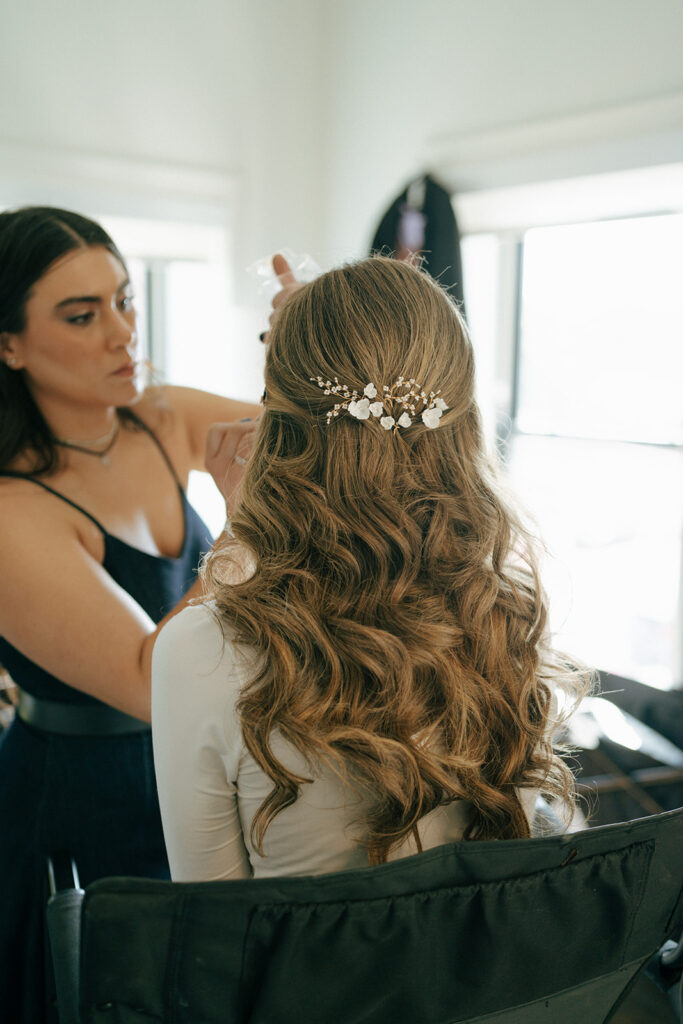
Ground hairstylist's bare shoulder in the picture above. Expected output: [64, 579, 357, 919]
[0, 472, 103, 564]
[0, 471, 157, 719]
[0, 467, 68, 520]
[0, 475, 104, 651]
[123, 385, 192, 472]
[128, 385, 176, 435]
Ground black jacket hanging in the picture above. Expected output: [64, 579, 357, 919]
[370, 173, 466, 315]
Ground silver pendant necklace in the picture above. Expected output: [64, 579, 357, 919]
[54, 419, 120, 466]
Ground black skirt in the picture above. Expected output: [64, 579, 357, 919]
[0, 715, 169, 1024]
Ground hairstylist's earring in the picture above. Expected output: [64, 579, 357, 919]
[5, 356, 17, 367]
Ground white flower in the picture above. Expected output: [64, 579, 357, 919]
[369, 401, 384, 418]
[397, 412, 412, 428]
[434, 397, 448, 411]
[349, 397, 371, 420]
[363, 383, 378, 399]
[380, 416, 395, 430]
[421, 407, 442, 429]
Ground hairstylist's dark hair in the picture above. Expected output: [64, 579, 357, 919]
[0, 206, 134, 475]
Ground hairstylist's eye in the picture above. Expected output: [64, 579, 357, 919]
[119, 293, 135, 312]
[65, 312, 95, 326]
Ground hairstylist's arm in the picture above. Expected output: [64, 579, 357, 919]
[0, 491, 204, 723]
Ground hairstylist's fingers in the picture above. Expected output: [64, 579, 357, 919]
[232, 427, 254, 465]
[206, 423, 230, 460]
[206, 421, 256, 468]
[206, 419, 256, 459]
[271, 255, 303, 312]
[272, 253, 297, 288]
[260, 255, 304, 343]
[204, 421, 257, 506]
[260, 251, 316, 341]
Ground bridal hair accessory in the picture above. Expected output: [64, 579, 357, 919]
[310, 376, 448, 430]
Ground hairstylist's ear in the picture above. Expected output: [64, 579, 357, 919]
[0, 333, 22, 369]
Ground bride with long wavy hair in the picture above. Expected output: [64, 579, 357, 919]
[184, 255, 590, 868]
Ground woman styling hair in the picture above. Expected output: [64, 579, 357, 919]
[152, 255, 589, 881]
[0, 205, 263, 1022]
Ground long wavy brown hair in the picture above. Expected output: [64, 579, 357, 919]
[204, 256, 590, 864]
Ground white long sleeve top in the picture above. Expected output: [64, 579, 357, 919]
[152, 602, 538, 882]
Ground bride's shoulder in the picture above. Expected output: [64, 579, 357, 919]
[154, 601, 258, 680]
[156, 600, 223, 651]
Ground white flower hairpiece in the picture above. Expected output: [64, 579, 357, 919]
[310, 375, 448, 430]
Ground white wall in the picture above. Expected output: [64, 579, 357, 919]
[321, 0, 683, 262]
[0, 0, 327, 279]
[3, 0, 683, 272]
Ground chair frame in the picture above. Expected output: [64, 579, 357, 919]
[48, 807, 683, 1024]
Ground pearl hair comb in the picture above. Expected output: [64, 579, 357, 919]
[310, 376, 447, 430]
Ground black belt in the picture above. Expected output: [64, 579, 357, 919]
[16, 690, 149, 737]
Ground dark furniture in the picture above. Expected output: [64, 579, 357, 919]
[47, 806, 683, 1023]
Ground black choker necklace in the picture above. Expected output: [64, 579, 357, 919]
[55, 420, 120, 466]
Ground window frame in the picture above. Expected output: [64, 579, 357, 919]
[454, 166, 683, 689]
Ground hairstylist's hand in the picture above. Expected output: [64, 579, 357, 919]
[259, 253, 302, 344]
[205, 419, 258, 514]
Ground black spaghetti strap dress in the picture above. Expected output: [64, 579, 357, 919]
[0, 423, 214, 1024]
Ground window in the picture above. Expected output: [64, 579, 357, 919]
[517, 216, 683, 445]
[99, 215, 260, 538]
[459, 181, 683, 691]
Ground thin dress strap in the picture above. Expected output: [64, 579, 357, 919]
[126, 409, 183, 490]
[0, 471, 107, 534]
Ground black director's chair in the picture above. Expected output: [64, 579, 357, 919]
[47, 805, 683, 1024]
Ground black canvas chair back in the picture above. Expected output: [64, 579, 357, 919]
[57, 808, 683, 1024]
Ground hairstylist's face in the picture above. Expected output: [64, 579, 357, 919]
[3, 246, 140, 410]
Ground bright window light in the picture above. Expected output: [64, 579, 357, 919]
[508, 435, 682, 689]
[461, 202, 683, 691]
[517, 215, 683, 445]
